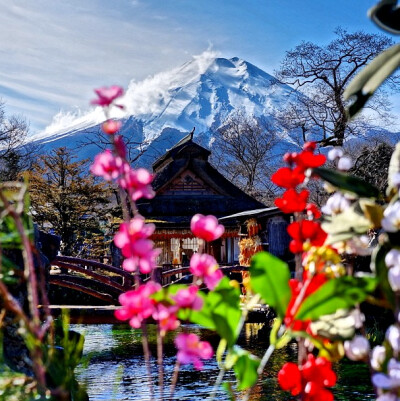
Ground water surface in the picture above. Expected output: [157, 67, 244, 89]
[73, 324, 375, 401]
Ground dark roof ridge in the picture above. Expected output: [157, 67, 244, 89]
[152, 128, 210, 173]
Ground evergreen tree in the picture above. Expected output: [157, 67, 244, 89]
[26, 147, 111, 256]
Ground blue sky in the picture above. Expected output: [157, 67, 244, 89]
[0, 0, 393, 134]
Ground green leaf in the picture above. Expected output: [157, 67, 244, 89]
[294, 276, 377, 321]
[222, 382, 236, 401]
[231, 346, 260, 390]
[372, 244, 395, 309]
[313, 167, 381, 199]
[344, 43, 400, 118]
[250, 252, 291, 319]
[186, 277, 241, 347]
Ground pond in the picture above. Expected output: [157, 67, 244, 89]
[73, 324, 376, 401]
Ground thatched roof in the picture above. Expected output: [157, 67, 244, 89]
[137, 132, 265, 229]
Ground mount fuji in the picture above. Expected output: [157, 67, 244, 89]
[28, 54, 304, 164]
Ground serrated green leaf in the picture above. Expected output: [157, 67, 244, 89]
[294, 276, 377, 321]
[313, 167, 380, 198]
[250, 252, 292, 319]
[344, 44, 400, 118]
[231, 346, 260, 390]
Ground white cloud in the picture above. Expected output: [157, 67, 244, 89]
[0, 0, 213, 134]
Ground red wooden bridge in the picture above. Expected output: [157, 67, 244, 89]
[47, 256, 272, 324]
[49, 256, 248, 302]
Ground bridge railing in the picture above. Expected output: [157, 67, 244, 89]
[50, 256, 250, 300]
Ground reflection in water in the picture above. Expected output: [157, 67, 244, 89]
[73, 324, 375, 401]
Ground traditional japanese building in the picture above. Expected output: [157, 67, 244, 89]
[136, 132, 266, 265]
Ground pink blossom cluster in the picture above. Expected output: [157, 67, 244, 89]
[189, 214, 225, 290]
[190, 214, 225, 241]
[114, 216, 161, 274]
[90, 86, 155, 203]
[115, 281, 161, 328]
[92, 86, 214, 372]
[190, 253, 223, 290]
[91, 150, 154, 202]
[115, 283, 203, 332]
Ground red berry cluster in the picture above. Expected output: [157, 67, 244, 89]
[272, 141, 327, 254]
[278, 354, 337, 401]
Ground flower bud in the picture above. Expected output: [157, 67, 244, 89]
[389, 266, 400, 292]
[370, 345, 386, 371]
[337, 156, 353, 171]
[321, 192, 350, 215]
[328, 147, 344, 161]
[102, 119, 122, 135]
[386, 325, 400, 353]
[376, 393, 397, 401]
[385, 249, 400, 269]
[344, 335, 370, 361]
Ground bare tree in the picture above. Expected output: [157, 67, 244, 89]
[210, 110, 278, 202]
[346, 137, 394, 194]
[77, 119, 149, 165]
[276, 28, 396, 147]
[0, 102, 40, 181]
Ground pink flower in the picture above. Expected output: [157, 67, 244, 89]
[191, 214, 225, 242]
[153, 303, 180, 333]
[119, 167, 155, 201]
[115, 282, 161, 328]
[122, 243, 161, 274]
[114, 135, 127, 158]
[190, 253, 223, 290]
[114, 217, 160, 273]
[91, 85, 124, 108]
[171, 286, 203, 310]
[102, 119, 122, 135]
[90, 150, 123, 181]
[175, 333, 213, 370]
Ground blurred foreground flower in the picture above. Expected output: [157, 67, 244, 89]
[91, 85, 124, 107]
[175, 333, 213, 370]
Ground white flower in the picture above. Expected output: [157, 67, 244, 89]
[344, 335, 370, 361]
[382, 202, 400, 233]
[371, 345, 386, 371]
[386, 249, 400, 269]
[387, 325, 400, 353]
[321, 192, 351, 215]
[373, 359, 400, 390]
[345, 235, 373, 256]
[337, 156, 353, 171]
[391, 172, 400, 189]
[376, 393, 398, 401]
[389, 266, 400, 292]
[328, 147, 344, 161]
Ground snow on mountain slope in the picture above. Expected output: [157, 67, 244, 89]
[29, 52, 299, 161]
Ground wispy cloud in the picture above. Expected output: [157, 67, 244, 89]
[0, 0, 387, 136]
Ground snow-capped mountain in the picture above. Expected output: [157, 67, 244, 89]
[29, 54, 301, 164]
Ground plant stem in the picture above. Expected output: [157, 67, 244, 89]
[157, 328, 165, 400]
[207, 366, 226, 401]
[141, 322, 155, 401]
[169, 360, 180, 401]
[257, 343, 276, 376]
